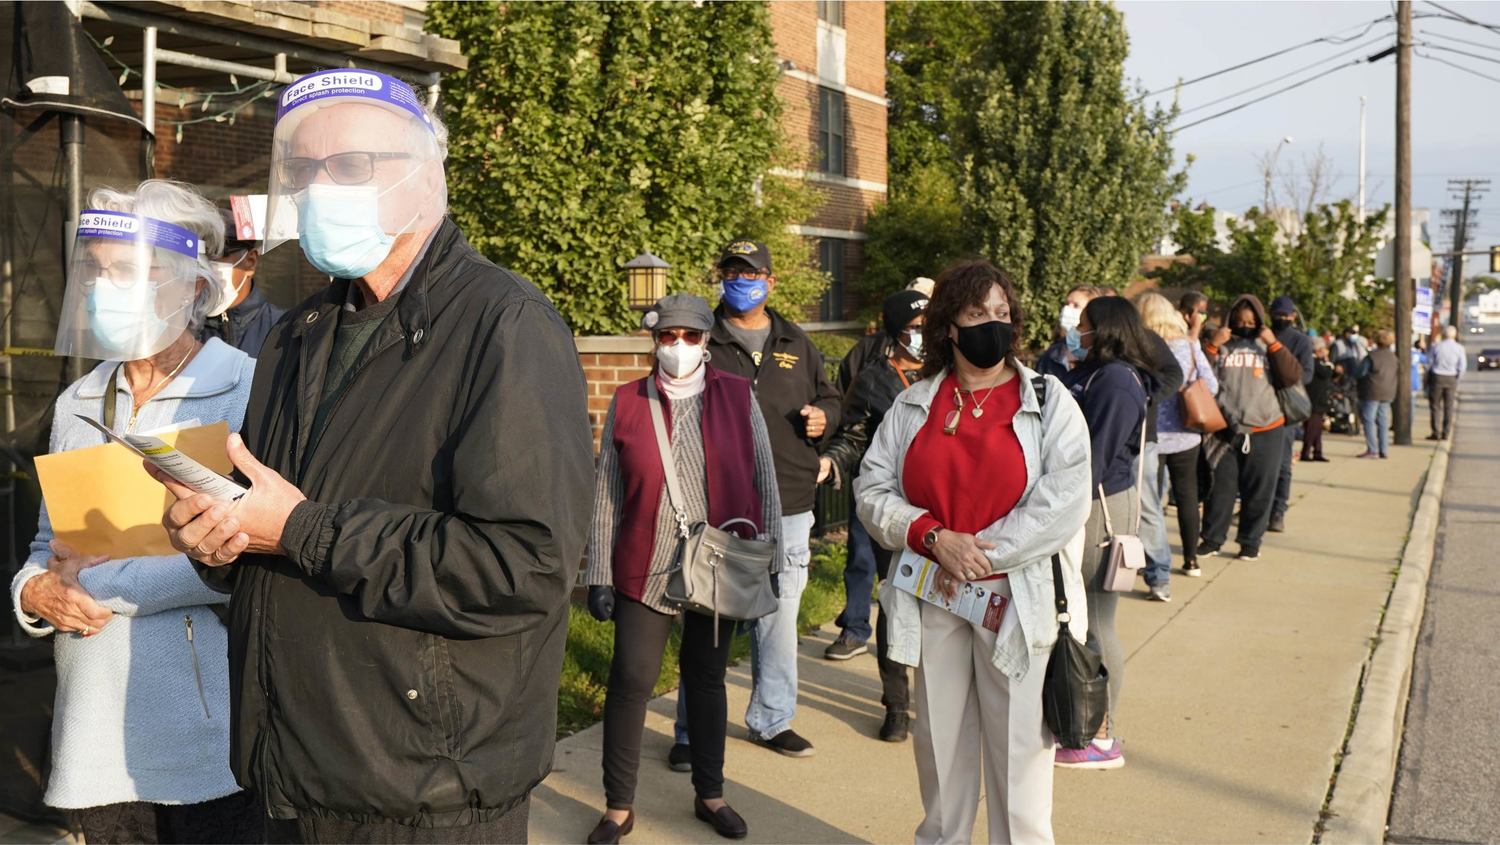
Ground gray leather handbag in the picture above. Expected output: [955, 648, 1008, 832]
[646, 378, 778, 640]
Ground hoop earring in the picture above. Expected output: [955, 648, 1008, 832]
[702, 348, 713, 363]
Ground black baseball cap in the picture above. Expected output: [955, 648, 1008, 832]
[717, 239, 772, 274]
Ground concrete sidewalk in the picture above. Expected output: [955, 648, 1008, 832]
[532, 428, 1437, 844]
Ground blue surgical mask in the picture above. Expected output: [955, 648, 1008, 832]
[86, 278, 175, 359]
[298, 184, 394, 279]
[721, 276, 769, 313]
[1065, 326, 1084, 358]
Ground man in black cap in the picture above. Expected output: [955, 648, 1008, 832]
[201, 206, 287, 357]
[667, 239, 842, 765]
[1269, 295, 1315, 533]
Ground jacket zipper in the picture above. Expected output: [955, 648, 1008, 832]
[184, 615, 212, 719]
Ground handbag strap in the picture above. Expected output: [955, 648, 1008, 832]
[645, 376, 692, 539]
[1130, 407, 1147, 533]
[1050, 552, 1071, 630]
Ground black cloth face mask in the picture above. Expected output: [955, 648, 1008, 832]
[1231, 325, 1260, 339]
[953, 319, 1014, 369]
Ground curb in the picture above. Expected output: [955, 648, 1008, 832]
[1319, 434, 1452, 844]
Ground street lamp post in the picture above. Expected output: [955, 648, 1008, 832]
[624, 252, 670, 311]
[1263, 135, 1294, 215]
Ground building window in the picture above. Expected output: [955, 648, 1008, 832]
[819, 238, 846, 321]
[817, 0, 844, 27]
[818, 87, 846, 176]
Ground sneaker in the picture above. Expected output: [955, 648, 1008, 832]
[1147, 585, 1172, 602]
[1182, 559, 1202, 577]
[1313, 456, 1331, 463]
[1195, 541, 1221, 558]
[1267, 514, 1286, 533]
[1356, 450, 1379, 459]
[667, 742, 693, 772]
[1380, 453, 1389, 459]
[1055, 739, 1125, 769]
[879, 711, 910, 743]
[1237, 547, 1260, 561]
[823, 634, 869, 661]
[755, 729, 815, 758]
[1425, 434, 1442, 441]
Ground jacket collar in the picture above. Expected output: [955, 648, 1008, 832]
[75, 336, 249, 401]
[710, 304, 796, 348]
[896, 364, 1044, 415]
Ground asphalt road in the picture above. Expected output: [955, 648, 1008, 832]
[1388, 336, 1500, 844]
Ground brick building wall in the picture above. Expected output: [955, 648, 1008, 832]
[577, 337, 654, 448]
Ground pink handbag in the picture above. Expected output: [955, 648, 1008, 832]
[1099, 419, 1148, 592]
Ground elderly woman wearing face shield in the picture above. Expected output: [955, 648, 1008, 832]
[8, 179, 259, 844]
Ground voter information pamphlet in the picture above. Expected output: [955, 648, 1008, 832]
[77, 415, 247, 502]
[890, 549, 1009, 633]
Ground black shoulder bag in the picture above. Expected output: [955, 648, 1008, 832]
[1031, 375, 1110, 749]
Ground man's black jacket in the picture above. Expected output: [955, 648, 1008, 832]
[821, 355, 915, 485]
[212, 220, 594, 826]
[708, 305, 841, 515]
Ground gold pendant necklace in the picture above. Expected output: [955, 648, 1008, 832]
[964, 384, 1000, 418]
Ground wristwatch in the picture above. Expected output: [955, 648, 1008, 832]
[922, 525, 943, 552]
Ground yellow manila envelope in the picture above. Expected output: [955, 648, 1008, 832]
[34, 421, 235, 559]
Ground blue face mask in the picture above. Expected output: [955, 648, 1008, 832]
[86, 278, 174, 359]
[1065, 326, 1084, 359]
[721, 276, 769, 313]
[298, 184, 394, 279]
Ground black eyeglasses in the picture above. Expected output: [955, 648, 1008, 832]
[278, 152, 413, 191]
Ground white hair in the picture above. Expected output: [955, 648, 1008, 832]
[420, 100, 449, 161]
[87, 179, 225, 331]
[1444, 325, 1459, 339]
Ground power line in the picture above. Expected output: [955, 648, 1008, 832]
[1177, 36, 1390, 116]
[1416, 41, 1500, 65]
[1416, 48, 1500, 83]
[1421, 28, 1500, 54]
[1173, 56, 1370, 132]
[1133, 15, 1394, 102]
[1423, 1, 1500, 35]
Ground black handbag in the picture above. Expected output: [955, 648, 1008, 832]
[1277, 383, 1313, 425]
[1041, 552, 1110, 749]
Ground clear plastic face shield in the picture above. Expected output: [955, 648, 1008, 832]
[55, 210, 204, 361]
[263, 70, 447, 278]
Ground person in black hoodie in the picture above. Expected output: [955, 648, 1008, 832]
[1267, 296, 1314, 533]
[1199, 294, 1303, 562]
[1303, 337, 1336, 462]
[817, 290, 926, 742]
[667, 240, 842, 766]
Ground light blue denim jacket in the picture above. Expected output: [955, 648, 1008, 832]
[854, 365, 1092, 681]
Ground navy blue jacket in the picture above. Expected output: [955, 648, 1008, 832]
[1062, 360, 1151, 497]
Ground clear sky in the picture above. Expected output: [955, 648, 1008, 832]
[1121, 0, 1500, 276]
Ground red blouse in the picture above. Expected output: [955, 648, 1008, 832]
[903, 373, 1028, 569]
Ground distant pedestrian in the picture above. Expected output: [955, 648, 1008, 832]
[1179, 292, 1210, 344]
[1427, 325, 1465, 440]
[1303, 338, 1335, 462]
[1357, 330, 1399, 458]
[1332, 325, 1369, 376]
[1036, 285, 1098, 378]
[584, 294, 781, 844]
[838, 278, 936, 391]
[856, 259, 1091, 844]
[1130, 298, 1185, 602]
[1138, 292, 1218, 579]
[1267, 296, 1314, 535]
[1199, 295, 1303, 561]
[1060, 296, 1156, 767]
[200, 206, 286, 357]
[819, 290, 928, 741]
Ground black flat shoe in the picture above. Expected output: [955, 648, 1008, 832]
[586, 811, 633, 844]
[694, 797, 748, 840]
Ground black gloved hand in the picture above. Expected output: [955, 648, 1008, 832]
[587, 585, 615, 622]
[770, 573, 781, 599]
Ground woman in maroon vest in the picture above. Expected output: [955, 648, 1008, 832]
[583, 294, 781, 843]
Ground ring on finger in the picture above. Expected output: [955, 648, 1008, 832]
[82, 626, 91, 637]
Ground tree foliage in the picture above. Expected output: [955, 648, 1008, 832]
[1151, 200, 1394, 331]
[427, 1, 825, 334]
[870, 1, 1184, 343]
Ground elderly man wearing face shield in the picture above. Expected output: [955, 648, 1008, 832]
[10, 179, 260, 843]
[147, 70, 594, 844]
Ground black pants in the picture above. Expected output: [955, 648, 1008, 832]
[1201, 428, 1283, 555]
[75, 790, 261, 844]
[1161, 444, 1202, 564]
[1430, 374, 1458, 437]
[602, 598, 735, 809]
[264, 797, 528, 844]
[1302, 413, 1325, 459]
[872, 546, 910, 714]
[1272, 425, 1296, 520]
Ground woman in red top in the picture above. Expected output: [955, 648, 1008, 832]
[855, 260, 1093, 844]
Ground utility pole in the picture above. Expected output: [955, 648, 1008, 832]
[1394, 0, 1413, 446]
[1441, 178, 1490, 329]
[1358, 96, 1367, 223]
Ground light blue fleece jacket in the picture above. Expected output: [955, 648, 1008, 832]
[9, 338, 253, 809]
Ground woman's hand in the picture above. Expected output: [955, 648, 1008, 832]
[18, 540, 112, 636]
[817, 456, 834, 485]
[930, 530, 996, 596]
[1211, 326, 1233, 349]
[1258, 326, 1278, 347]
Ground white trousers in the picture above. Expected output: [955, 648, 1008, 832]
[912, 588, 1054, 845]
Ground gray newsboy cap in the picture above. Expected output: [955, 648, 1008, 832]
[641, 293, 714, 332]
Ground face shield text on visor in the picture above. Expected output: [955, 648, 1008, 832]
[55, 211, 202, 362]
[263, 69, 447, 278]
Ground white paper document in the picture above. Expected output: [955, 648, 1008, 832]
[890, 549, 1010, 633]
[77, 415, 247, 502]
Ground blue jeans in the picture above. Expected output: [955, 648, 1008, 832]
[676, 510, 814, 744]
[834, 507, 877, 643]
[1272, 425, 1296, 519]
[1140, 442, 1172, 588]
[1360, 400, 1391, 455]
